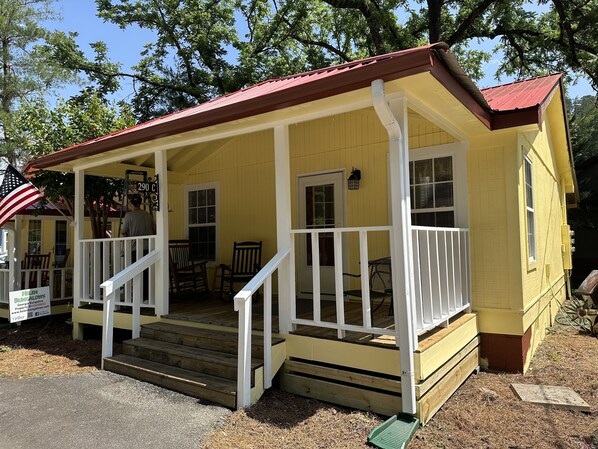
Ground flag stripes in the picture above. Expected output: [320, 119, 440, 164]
[0, 165, 44, 228]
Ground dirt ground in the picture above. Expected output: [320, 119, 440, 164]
[1, 311, 597, 449]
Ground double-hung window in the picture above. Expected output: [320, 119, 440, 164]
[524, 155, 536, 262]
[409, 156, 455, 227]
[187, 184, 218, 261]
[55, 220, 69, 266]
[27, 220, 42, 254]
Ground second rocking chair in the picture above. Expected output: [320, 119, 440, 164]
[219, 241, 262, 302]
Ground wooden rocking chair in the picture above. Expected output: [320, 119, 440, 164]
[21, 252, 51, 289]
[219, 241, 262, 302]
[168, 240, 209, 296]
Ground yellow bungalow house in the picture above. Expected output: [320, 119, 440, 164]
[25, 42, 575, 424]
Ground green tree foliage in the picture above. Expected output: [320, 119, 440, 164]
[570, 96, 598, 165]
[569, 95, 598, 229]
[15, 90, 135, 237]
[45, 0, 597, 121]
[0, 0, 74, 164]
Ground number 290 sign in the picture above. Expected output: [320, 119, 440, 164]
[136, 180, 158, 193]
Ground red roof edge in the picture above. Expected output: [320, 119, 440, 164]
[30, 44, 443, 170]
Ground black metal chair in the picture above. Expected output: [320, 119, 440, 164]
[343, 257, 393, 318]
[219, 241, 262, 302]
[168, 240, 209, 296]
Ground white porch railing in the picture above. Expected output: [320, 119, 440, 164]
[234, 246, 291, 409]
[79, 236, 156, 308]
[0, 267, 73, 304]
[100, 249, 161, 368]
[288, 225, 471, 342]
[0, 269, 8, 303]
[290, 226, 398, 339]
[412, 226, 471, 334]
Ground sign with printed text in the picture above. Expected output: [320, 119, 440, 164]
[136, 180, 158, 193]
[9, 286, 51, 323]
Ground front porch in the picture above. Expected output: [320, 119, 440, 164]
[77, 294, 478, 423]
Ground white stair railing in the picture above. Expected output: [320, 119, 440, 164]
[100, 249, 161, 368]
[235, 247, 291, 409]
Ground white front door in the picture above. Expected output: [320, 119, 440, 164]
[298, 172, 345, 296]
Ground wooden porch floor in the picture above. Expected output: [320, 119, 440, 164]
[165, 293, 398, 348]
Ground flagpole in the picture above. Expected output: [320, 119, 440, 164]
[44, 197, 73, 223]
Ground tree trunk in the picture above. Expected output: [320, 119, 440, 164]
[427, 0, 443, 44]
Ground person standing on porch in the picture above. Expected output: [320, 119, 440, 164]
[121, 194, 155, 299]
[120, 194, 155, 242]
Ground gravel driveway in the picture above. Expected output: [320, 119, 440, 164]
[0, 370, 230, 449]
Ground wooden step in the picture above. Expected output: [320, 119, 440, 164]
[104, 354, 237, 408]
[122, 337, 261, 383]
[141, 322, 284, 356]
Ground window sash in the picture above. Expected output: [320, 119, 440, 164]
[409, 156, 455, 227]
[27, 220, 42, 254]
[524, 156, 536, 262]
[187, 186, 217, 261]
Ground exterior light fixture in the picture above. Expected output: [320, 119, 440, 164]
[348, 167, 361, 190]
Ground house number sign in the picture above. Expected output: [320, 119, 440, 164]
[136, 175, 160, 211]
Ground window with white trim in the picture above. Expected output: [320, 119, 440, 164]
[27, 220, 42, 254]
[187, 185, 217, 261]
[409, 156, 455, 227]
[524, 155, 536, 262]
[55, 220, 69, 265]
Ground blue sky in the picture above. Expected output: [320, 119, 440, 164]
[44, 0, 593, 104]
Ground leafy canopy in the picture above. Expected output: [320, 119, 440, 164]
[15, 90, 135, 237]
[0, 0, 75, 164]
[44, 0, 597, 122]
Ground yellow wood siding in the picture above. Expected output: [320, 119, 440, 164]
[408, 112, 456, 149]
[468, 133, 523, 312]
[183, 129, 277, 265]
[469, 105, 569, 355]
[518, 122, 567, 309]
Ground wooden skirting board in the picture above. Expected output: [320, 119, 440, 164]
[280, 333, 479, 423]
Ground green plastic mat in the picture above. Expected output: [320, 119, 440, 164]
[368, 414, 419, 449]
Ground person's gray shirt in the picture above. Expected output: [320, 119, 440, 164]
[122, 210, 154, 251]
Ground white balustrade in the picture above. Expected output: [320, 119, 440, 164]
[411, 226, 471, 334]
[79, 236, 156, 308]
[287, 225, 471, 339]
[101, 249, 161, 367]
[234, 247, 291, 409]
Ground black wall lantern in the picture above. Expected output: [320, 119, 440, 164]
[348, 167, 361, 190]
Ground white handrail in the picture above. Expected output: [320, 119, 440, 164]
[234, 247, 291, 409]
[100, 249, 161, 368]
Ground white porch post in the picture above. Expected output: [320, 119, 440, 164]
[371, 80, 417, 415]
[274, 125, 293, 334]
[73, 168, 85, 339]
[154, 150, 169, 316]
[389, 95, 419, 351]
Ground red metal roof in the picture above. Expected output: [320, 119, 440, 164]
[481, 74, 562, 111]
[31, 44, 442, 168]
[28, 44, 566, 170]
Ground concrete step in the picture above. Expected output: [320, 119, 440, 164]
[122, 337, 261, 384]
[141, 322, 284, 356]
[104, 354, 237, 408]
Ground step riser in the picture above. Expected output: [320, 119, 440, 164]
[104, 358, 236, 408]
[141, 328, 267, 357]
[122, 343, 255, 385]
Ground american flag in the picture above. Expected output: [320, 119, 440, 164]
[0, 165, 44, 228]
